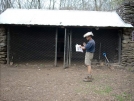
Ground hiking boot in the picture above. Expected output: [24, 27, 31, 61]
[83, 78, 93, 82]
[84, 74, 92, 79]
[83, 75, 93, 82]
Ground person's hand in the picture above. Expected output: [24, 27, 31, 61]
[83, 42, 86, 46]
[81, 46, 85, 50]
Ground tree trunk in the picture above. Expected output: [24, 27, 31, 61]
[82, 0, 85, 10]
[38, 0, 41, 9]
[94, 0, 98, 11]
[18, 0, 21, 9]
[49, 0, 52, 9]
[52, 0, 55, 9]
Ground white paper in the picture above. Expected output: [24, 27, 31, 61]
[75, 44, 83, 52]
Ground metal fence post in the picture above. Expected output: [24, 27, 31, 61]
[54, 28, 58, 67]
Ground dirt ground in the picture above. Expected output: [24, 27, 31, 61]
[0, 64, 134, 101]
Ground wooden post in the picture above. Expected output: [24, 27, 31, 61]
[118, 30, 122, 64]
[7, 28, 10, 64]
[66, 30, 69, 67]
[69, 30, 72, 67]
[54, 28, 58, 67]
[63, 28, 67, 68]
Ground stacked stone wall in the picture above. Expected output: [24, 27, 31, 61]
[122, 28, 134, 68]
[117, 0, 134, 26]
[0, 26, 7, 64]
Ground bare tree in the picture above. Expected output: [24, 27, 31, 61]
[38, 0, 41, 9]
[94, 0, 98, 11]
[0, 0, 13, 13]
[0, 0, 125, 14]
[52, 0, 56, 9]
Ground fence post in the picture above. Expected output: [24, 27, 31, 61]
[69, 30, 72, 67]
[7, 27, 10, 64]
[54, 28, 58, 67]
[118, 30, 122, 64]
[63, 28, 67, 68]
[66, 30, 69, 67]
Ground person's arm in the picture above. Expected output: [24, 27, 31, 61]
[81, 46, 86, 50]
[81, 42, 92, 50]
[80, 42, 86, 50]
[83, 42, 86, 46]
[85, 42, 92, 50]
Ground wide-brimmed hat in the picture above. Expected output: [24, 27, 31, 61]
[83, 32, 94, 38]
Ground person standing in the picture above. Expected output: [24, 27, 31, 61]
[81, 32, 95, 82]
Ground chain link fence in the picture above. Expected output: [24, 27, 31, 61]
[71, 28, 119, 66]
[9, 26, 119, 66]
[10, 26, 56, 65]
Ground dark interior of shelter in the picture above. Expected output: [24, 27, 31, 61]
[10, 26, 119, 65]
[10, 26, 55, 64]
[57, 28, 64, 62]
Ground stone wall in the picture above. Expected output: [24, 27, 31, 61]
[122, 28, 134, 68]
[116, 0, 134, 26]
[0, 26, 7, 64]
[117, 0, 134, 68]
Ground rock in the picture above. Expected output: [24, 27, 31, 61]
[122, 44, 127, 48]
[0, 52, 7, 55]
[123, 35, 129, 39]
[130, 43, 134, 47]
[10, 62, 13, 65]
[0, 61, 6, 64]
[127, 59, 132, 63]
[0, 58, 6, 61]
[0, 43, 6, 46]
[130, 2, 134, 6]
[0, 36, 6, 40]
[0, 26, 7, 64]
[123, 40, 129, 44]
[0, 55, 6, 58]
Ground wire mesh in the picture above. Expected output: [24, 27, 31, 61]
[71, 28, 119, 66]
[10, 26, 56, 65]
[9, 26, 119, 66]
